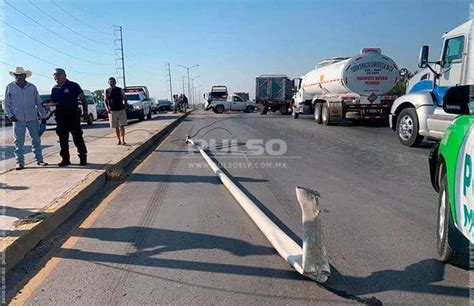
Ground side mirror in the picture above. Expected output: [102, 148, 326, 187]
[418, 46, 429, 68]
[399, 68, 409, 77]
[442, 85, 473, 115]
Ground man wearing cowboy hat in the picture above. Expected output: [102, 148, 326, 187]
[3, 67, 48, 170]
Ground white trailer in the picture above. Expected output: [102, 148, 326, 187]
[292, 48, 399, 125]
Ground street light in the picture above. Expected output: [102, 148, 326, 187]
[193, 84, 203, 107]
[177, 64, 199, 106]
[190, 76, 200, 106]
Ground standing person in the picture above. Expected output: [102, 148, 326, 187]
[50, 68, 88, 166]
[173, 94, 178, 113]
[104, 77, 128, 145]
[3, 67, 48, 170]
[182, 94, 188, 110]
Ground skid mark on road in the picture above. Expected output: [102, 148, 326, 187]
[105, 157, 179, 305]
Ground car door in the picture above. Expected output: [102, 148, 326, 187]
[141, 94, 150, 114]
[231, 95, 245, 111]
[427, 35, 465, 137]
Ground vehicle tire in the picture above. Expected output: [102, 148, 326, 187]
[215, 105, 224, 114]
[292, 104, 299, 119]
[280, 104, 289, 115]
[245, 106, 255, 113]
[138, 110, 145, 121]
[437, 174, 467, 267]
[314, 103, 322, 124]
[87, 114, 93, 125]
[321, 104, 331, 125]
[396, 108, 423, 147]
[147, 109, 152, 119]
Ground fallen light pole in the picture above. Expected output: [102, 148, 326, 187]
[185, 136, 330, 282]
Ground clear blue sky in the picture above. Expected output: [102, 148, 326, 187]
[0, 0, 470, 101]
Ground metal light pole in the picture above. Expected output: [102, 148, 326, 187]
[190, 76, 200, 106]
[177, 64, 199, 105]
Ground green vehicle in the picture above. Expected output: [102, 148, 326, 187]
[429, 85, 473, 266]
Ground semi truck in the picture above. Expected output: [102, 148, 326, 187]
[255, 75, 293, 115]
[390, 20, 473, 147]
[291, 48, 399, 124]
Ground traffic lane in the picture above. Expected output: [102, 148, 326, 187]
[188, 111, 468, 304]
[0, 114, 164, 171]
[22, 114, 347, 305]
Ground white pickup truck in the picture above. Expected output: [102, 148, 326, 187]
[205, 94, 256, 113]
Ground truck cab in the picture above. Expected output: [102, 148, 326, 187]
[390, 20, 472, 147]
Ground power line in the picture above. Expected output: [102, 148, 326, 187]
[1, 61, 107, 91]
[28, 0, 109, 46]
[50, 0, 110, 37]
[0, 60, 51, 80]
[4, 0, 113, 57]
[1, 41, 105, 76]
[0, 19, 113, 66]
[124, 55, 155, 76]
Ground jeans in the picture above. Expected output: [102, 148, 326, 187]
[13, 120, 43, 166]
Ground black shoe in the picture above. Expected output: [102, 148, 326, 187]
[15, 164, 24, 170]
[37, 161, 49, 166]
[79, 158, 87, 166]
[58, 160, 71, 167]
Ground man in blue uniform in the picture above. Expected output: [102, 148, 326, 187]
[50, 68, 89, 166]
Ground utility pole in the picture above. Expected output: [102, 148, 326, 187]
[113, 25, 126, 88]
[177, 64, 199, 106]
[165, 62, 173, 101]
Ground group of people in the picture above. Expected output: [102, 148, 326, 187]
[173, 93, 188, 112]
[3, 67, 129, 170]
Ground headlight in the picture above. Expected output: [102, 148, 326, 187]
[133, 105, 141, 110]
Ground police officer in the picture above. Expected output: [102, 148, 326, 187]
[50, 68, 88, 166]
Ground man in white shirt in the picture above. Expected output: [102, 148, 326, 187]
[3, 67, 48, 170]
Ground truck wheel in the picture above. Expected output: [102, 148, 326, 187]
[138, 110, 145, 121]
[147, 109, 152, 119]
[314, 104, 322, 124]
[321, 104, 331, 125]
[245, 106, 255, 113]
[396, 108, 423, 147]
[215, 105, 224, 114]
[280, 104, 289, 115]
[437, 174, 467, 267]
[292, 105, 299, 119]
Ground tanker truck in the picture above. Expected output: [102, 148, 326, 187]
[291, 48, 399, 125]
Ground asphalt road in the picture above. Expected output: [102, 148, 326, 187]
[9, 110, 470, 305]
[0, 115, 160, 172]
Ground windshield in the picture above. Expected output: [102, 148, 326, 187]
[126, 94, 140, 101]
[40, 95, 51, 101]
